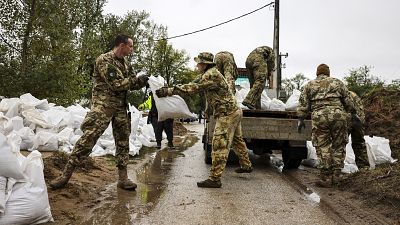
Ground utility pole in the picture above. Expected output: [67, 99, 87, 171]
[272, 0, 280, 97]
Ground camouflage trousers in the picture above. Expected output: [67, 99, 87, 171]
[350, 121, 368, 167]
[312, 109, 348, 176]
[243, 58, 268, 109]
[210, 108, 252, 181]
[69, 103, 131, 168]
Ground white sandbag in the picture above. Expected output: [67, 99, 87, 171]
[235, 87, 249, 105]
[129, 139, 142, 156]
[0, 133, 25, 180]
[140, 123, 156, 142]
[148, 75, 193, 122]
[19, 93, 49, 111]
[6, 132, 22, 154]
[0, 98, 22, 118]
[260, 90, 272, 110]
[32, 131, 59, 151]
[5, 116, 24, 132]
[269, 98, 286, 111]
[90, 145, 107, 157]
[57, 127, 74, 143]
[0, 151, 54, 224]
[41, 107, 68, 128]
[0, 176, 6, 213]
[0, 114, 11, 135]
[285, 89, 301, 111]
[66, 104, 88, 129]
[21, 108, 53, 129]
[365, 136, 397, 167]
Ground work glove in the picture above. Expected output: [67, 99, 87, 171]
[137, 74, 149, 87]
[297, 118, 305, 133]
[351, 114, 362, 128]
[155, 87, 172, 98]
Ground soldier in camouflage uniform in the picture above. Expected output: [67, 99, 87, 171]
[297, 64, 355, 188]
[156, 52, 253, 188]
[50, 34, 149, 190]
[348, 91, 368, 168]
[242, 46, 275, 109]
[214, 51, 238, 95]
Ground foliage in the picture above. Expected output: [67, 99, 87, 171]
[0, 3, 194, 108]
[343, 65, 384, 97]
[281, 73, 309, 97]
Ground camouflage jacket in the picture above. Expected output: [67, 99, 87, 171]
[247, 46, 275, 73]
[92, 51, 142, 108]
[171, 66, 238, 118]
[215, 51, 238, 94]
[349, 91, 365, 123]
[297, 74, 355, 118]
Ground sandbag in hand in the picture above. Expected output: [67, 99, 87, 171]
[297, 118, 305, 133]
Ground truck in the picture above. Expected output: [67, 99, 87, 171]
[202, 69, 312, 169]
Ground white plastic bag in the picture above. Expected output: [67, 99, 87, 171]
[0, 176, 6, 213]
[0, 133, 25, 180]
[32, 130, 59, 151]
[285, 89, 301, 111]
[269, 98, 286, 111]
[0, 150, 54, 224]
[148, 75, 193, 121]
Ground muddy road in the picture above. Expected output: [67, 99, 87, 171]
[72, 123, 396, 225]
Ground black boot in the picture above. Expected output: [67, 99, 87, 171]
[197, 179, 222, 188]
[235, 167, 253, 173]
[156, 140, 161, 149]
[168, 141, 175, 149]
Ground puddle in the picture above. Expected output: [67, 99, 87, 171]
[81, 134, 198, 225]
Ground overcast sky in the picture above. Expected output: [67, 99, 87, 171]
[104, 0, 400, 82]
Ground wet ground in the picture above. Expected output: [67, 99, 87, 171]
[47, 123, 399, 225]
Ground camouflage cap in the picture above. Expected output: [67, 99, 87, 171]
[316, 63, 330, 76]
[194, 52, 215, 64]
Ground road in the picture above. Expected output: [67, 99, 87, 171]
[137, 123, 337, 225]
[81, 123, 395, 225]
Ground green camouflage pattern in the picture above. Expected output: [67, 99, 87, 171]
[69, 50, 145, 168]
[210, 108, 252, 181]
[171, 66, 238, 118]
[243, 46, 275, 109]
[215, 51, 238, 94]
[348, 91, 368, 167]
[298, 74, 355, 176]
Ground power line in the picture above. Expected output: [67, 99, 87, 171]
[153, 2, 274, 42]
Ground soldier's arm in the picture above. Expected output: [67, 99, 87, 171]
[96, 58, 134, 92]
[297, 84, 311, 118]
[172, 72, 218, 96]
[339, 82, 356, 114]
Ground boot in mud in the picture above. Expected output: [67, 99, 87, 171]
[197, 179, 222, 188]
[50, 160, 76, 189]
[117, 166, 137, 191]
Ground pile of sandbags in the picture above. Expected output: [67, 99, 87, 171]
[0, 133, 53, 224]
[0, 93, 158, 157]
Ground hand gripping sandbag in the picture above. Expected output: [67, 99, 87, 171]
[148, 75, 193, 122]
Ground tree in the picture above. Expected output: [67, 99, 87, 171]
[344, 65, 384, 96]
[281, 73, 309, 97]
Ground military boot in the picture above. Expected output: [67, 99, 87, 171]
[315, 174, 333, 188]
[156, 140, 162, 149]
[242, 101, 256, 110]
[117, 167, 137, 191]
[197, 179, 222, 188]
[235, 167, 253, 173]
[50, 161, 76, 189]
[168, 141, 175, 150]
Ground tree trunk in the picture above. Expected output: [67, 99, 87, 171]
[20, 0, 36, 77]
